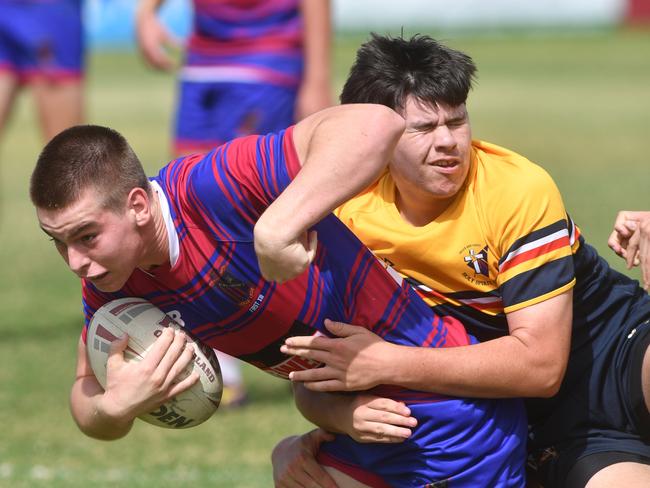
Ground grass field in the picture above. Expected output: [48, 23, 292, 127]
[0, 29, 649, 487]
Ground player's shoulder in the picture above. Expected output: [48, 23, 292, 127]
[471, 140, 560, 203]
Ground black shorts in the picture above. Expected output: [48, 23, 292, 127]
[529, 318, 650, 487]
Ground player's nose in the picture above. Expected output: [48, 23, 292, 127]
[66, 246, 90, 276]
[432, 125, 456, 150]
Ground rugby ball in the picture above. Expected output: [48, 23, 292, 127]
[86, 297, 222, 429]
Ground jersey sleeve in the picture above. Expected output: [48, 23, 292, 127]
[482, 161, 575, 313]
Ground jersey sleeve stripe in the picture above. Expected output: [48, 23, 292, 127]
[499, 238, 571, 279]
[499, 229, 570, 273]
[498, 219, 568, 267]
[500, 256, 575, 311]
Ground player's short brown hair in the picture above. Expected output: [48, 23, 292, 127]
[30, 125, 151, 211]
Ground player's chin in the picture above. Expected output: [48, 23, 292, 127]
[90, 272, 126, 292]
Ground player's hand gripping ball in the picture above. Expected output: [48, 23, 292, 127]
[86, 297, 222, 429]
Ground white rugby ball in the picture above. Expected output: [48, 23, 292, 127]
[86, 297, 222, 429]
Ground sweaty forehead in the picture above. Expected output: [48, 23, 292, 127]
[37, 192, 105, 236]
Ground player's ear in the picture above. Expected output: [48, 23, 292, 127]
[126, 186, 152, 227]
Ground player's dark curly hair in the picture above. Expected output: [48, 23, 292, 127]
[30, 125, 151, 211]
[340, 33, 477, 111]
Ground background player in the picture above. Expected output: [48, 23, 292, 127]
[0, 0, 84, 142]
[136, 0, 332, 155]
[30, 104, 527, 487]
[270, 34, 650, 488]
[136, 0, 332, 403]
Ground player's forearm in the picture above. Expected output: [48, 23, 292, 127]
[385, 335, 566, 398]
[293, 384, 349, 434]
[69, 377, 134, 441]
[299, 0, 331, 86]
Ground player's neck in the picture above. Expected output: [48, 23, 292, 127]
[395, 191, 453, 227]
[139, 189, 170, 269]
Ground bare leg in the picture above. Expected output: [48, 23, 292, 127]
[31, 78, 83, 141]
[323, 466, 372, 487]
[586, 462, 650, 487]
[0, 72, 20, 139]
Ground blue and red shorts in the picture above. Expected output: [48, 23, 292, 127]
[0, 0, 84, 84]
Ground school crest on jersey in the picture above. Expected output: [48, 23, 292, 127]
[461, 244, 490, 278]
[208, 265, 255, 307]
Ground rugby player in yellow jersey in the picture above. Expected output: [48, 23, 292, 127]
[269, 34, 650, 488]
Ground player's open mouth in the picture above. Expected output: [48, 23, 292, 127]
[430, 160, 460, 173]
[87, 272, 109, 283]
[431, 159, 458, 168]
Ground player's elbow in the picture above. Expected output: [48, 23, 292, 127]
[366, 104, 406, 143]
[70, 408, 132, 441]
[535, 370, 564, 398]
[527, 356, 567, 398]
[69, 383, 132, 441]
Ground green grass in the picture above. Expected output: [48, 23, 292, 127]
[0, 29, 649, 486]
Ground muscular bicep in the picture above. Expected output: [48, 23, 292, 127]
[506, 289, 573, 395]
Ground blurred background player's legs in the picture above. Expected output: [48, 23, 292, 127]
[215, 350, 248, 408]
[0, 72, 19, 138]
[173, 80, 296, 156]
[0, 0, 84, 143]
[31, 79, 83, 141]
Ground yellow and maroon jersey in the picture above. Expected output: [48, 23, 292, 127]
[336, 140, 577, 341]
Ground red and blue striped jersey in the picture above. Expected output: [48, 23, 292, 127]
[183, 0, 302, 87]
[81, 128, 526, 486]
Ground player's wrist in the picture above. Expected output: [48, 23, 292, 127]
[379, 344, 412, 387]
[95, 393, 137, 429]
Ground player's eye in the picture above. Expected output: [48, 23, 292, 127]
[80, 234, 96, 244]
[447, 118, 466, 127]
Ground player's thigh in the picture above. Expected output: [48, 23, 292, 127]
[323, 466, 372, 488]
[0, 72, 19, 132]
[585, 462, 650, 488]
[31, 80, 83, 140]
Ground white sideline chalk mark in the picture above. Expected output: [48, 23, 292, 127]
[0, 463, 13, 478]
[30, 465, 53, 480]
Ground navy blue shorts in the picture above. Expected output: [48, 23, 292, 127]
[529, 314, 650, 487]
[173, 80, 296, 155]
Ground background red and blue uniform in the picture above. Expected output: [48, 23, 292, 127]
[175, 0, 302, 153]
[0, 0, 84, 84]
